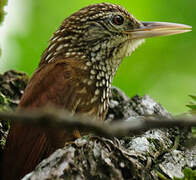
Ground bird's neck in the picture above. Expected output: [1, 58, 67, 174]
[39, 31, 144, 119]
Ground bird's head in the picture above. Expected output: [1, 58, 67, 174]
[41, 2, 191, 83]
[38, 3, 191, 119]
[42, 3, 191, 67]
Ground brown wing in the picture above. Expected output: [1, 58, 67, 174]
[1, 59, 88, 180]
[19, 59, 84, 110]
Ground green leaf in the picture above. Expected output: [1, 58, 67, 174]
[189, 95, 196, 102]
[183, 168, 196, 180]
[187, 95, 196, 112]
[173, 168, 196, 180]
[0, 0, 8, 25]
[186, 104, 196, 110]
[192, 127, 196, 137]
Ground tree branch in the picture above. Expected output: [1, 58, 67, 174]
[0, 108, 195, 138]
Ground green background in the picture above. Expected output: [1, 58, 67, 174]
[0, 0, 195, 114]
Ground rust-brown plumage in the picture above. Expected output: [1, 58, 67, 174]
[1, 2, 191, 180]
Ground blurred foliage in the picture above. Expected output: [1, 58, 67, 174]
[186, 95, 196, 136]
[0, 0, 7, 24]
[0, 0, 8, 57]
[158, 167, 196, 180]
[173, 168, 196, 180]
[0, 0, 196, 114]
[187, 95, 196, 113]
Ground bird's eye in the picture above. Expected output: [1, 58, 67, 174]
[112, 15, 124, 25]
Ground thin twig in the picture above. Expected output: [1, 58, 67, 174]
[0, 108, 195, 138]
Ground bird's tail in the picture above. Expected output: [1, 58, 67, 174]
[1, 123, 53, 180]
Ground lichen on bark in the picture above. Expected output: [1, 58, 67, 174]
[0, 70, 28, 153]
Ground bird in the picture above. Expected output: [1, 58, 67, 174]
[1, 2, 191, 180]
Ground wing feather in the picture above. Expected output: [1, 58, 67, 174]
[2, 59, 86, 180]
